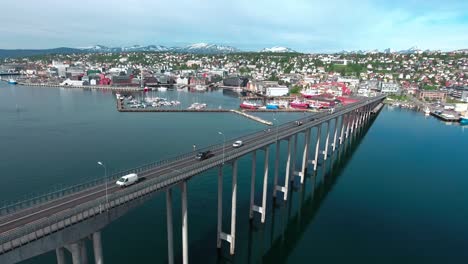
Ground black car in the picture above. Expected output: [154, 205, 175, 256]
[195, 150, 213, 161]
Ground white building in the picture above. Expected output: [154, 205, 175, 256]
[60, 79, 84, 86]
[265, 86, 289, 97]
[379, 82, 400, 93]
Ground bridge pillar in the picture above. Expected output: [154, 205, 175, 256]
[92, 231, 103, 264]
[166, 188, 174, 264]
[80, 240, 88, 264]
[312, 125, 322, 171]
[322, 120, 330, 160]
[249, 151, 256, 220]
[291, 134, 298, 183]
[299, 128, 311, 184]
[217, 166, 223, 248]
[230, 160, 238, 255]
[260, 147, 270, 223]
[274, 137, 291, 200]
[218, 160, 238, 255]
[350, 111, 356, 134]
[273, 142, 280, 199]
[331, 117, 338, 152]
[345, 113, 351, 139]
[55, 247, 66, 264]
[69, 242, 82, 264]
[339, 114, 346, 145]
[181, 181, 189, 264]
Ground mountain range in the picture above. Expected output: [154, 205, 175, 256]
[337, 46, 440, 55]
[0, 44, 462, 59]
[0, 43, 301, 58]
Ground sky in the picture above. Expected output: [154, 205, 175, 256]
[1, 0, 467, 52]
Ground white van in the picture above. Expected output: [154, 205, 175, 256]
[116, 173, 139, 187]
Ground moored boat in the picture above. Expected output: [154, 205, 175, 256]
[8, 79, 17, 85]
[460, 114, 468, 125]
[290, 100, 308, 109]
[240, 101, 258, 109]
[424, 107, 430, 115]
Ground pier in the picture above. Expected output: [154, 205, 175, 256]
[430, 111, 460, 122]
[16, 82, 144, 92]
[230, 110, 273, 125]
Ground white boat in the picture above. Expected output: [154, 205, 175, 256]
[424, 107, 430, 115]
[158, 87, 167, 91]
[194, 85, 206, 91]
[8, 79, 17, 85]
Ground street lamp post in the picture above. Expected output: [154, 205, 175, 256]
[218, 131, 225, 164]
[97, 161, 109, 211]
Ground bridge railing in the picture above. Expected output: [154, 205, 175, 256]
[0, 96, 385, 253]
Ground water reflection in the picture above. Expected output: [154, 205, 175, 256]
[244, 117, 375, 264]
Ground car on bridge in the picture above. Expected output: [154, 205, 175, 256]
[116, 173, 139, 187]
[295, 121, 303, 126]
[233, 140, 243, 148]
[195, 150, 214, 161]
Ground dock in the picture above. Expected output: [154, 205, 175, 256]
[430, 112, 460, 122]
[230, 110, 273, 125]
[16, 82, 143, 92]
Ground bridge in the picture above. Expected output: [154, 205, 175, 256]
[0, 95, 385, 264]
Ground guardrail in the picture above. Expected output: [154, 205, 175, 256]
[0, 96, 385, 253]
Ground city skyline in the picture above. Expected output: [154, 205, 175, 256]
[1, 0, 468, 52]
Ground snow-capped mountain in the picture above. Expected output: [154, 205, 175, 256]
[77, 43, 238, 54]
[260, 46, 296, 53]
[176, 43, 240, 54]
[398, 46, 423, 54]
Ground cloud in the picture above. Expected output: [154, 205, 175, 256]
[0, 0, 467, 51]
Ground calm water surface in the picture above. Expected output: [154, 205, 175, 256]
[1, 83, 467, 263]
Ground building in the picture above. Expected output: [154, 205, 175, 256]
[265, 86, 289, 97]
[448, 86, 468, 102]
[379, 82, 400, 93]
[223, 76, 248, 87]
[416, 90, 447, 101]
[247, 81, 288, 96]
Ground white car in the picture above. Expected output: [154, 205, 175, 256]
[233, 140, 243, 148]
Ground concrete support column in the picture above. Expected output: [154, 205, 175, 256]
[345, 113, 352, 138]
[56, 247, 66, 264]
[260, 147, 269, 223]
[339, 114, 346, 145]
[166, 189, 174, 264]
[331, 117, 338, 152]
[323, 121, 330, 160]
[273, 142, 280, 199]
[283, 138, 292, 200]
[230, 160, 238, 255]
[350, 111, 356, 134]
[300, 128, 311, 184]
[80, 240, 88, 264]
[181, 181, 189, 264]
[92, 231, 103, 264]
[217, 166, 223, 248]
[249, 151, 256, 219]
[69, 242, 82, 264]
[291, 134, 298, 183]
[313, 125, 322, 171]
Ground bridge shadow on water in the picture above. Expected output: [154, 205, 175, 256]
[188, 115, 378, 264]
